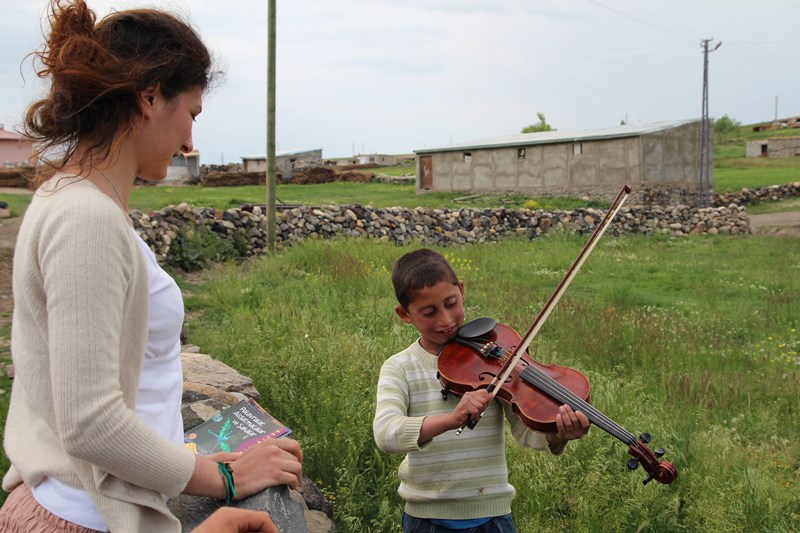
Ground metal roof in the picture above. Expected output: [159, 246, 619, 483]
[414, 119, 699, 155]
[241, 147, 323, 160]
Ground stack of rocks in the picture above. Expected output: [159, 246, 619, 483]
[130, 202, 751, 263]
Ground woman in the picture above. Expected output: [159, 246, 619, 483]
[0, 1, 302, 531]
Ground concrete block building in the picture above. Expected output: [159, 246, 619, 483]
[242, 148, 322, 181]
[746, 137, 800, 158]
[414, 119, 705, 205]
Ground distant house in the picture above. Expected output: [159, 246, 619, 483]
[242, 148, 322, 181]
[746, 137, 800, 158]
[163, 151, 200, 184]
[414, 119, 705, 206]
[0, 125, 34, 167]
[336, 153, 396, 167]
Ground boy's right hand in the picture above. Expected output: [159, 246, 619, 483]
[451, 389, 492, 430]
[418, 389, 493, 444]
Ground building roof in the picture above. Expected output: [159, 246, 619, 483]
[241, 147, 322, 160]
[0, 128, 27, 141]
[414, 119, 699, 155]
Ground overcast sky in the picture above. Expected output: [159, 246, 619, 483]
[2, 0, 799, 163]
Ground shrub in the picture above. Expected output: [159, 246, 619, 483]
[166, 225, 237, 272]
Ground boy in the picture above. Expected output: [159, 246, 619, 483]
[373, 248, 590, 532]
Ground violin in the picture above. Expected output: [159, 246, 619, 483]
[436, 185, 677, 485]
[437, 317, 678, 485]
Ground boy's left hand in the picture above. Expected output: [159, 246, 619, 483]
[546, 405, 590, 454]
[555, 405, 590, 440]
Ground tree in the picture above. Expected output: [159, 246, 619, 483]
[714, 114, 741, 139]
[521, 112, 555, 133]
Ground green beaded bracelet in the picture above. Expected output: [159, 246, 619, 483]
[217, 462, 237, 505]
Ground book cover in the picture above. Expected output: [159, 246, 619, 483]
[184, 398, 292, 455]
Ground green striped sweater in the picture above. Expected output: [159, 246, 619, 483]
[373, 339, 550, 520]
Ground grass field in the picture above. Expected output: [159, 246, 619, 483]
[0, 124, 799, 530]
[126, 182, 608, 212]
[174, 234, 799, 531]
[713, 124, 800, 193]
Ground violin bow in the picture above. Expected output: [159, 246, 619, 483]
[457, 184, 631, 435]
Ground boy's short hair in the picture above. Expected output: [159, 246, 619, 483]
[392, 248, 459, 309]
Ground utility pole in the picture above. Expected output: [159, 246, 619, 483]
[774, 95, 779, 126]
[266, 0, 277, 250]
[699, 38, 721, 208]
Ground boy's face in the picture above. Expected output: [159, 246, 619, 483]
[396, 280, 465, 354]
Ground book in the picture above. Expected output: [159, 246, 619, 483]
[184, 398, 292, 455]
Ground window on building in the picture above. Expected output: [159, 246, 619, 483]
[573, 143, 583, 155]
[760, 144, 768, 156]
[463, 152, 472, 163]
[517, 148, 526, 159]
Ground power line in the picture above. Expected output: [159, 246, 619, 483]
[611, 0, 702, 39]
[585, 0, 698, 43]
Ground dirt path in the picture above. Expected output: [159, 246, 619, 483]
[747, 211, 800, 236]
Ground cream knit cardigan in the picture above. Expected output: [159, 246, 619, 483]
[3, 178, 196, 532]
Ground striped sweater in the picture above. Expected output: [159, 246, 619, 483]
[373, 339, 550, 520]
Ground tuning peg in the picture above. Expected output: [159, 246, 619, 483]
[440, 386, 450, 400]
[626, 458, 640, 470]
[639, 432, 651, 444]
[654, 447, 665, 458]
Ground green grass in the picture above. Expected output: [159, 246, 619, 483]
[173, 234, 800, 532]
[371, 162, 416, 176]
[0, 194, 32, 217]
[748, 196, 800, 215]
[713, 124, 800, 192]
[128, 182, 608, 212]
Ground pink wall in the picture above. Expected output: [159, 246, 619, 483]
[0, 132, 34, 166]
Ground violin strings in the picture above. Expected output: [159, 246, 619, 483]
[520, 366, 632, 442]
[518, 366, 671, 477]
[518, 365, 636, 445]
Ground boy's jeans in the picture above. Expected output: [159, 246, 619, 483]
[402, 513, 516, 533]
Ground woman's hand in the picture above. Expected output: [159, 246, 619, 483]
[204, 451, 243, 464]
[192, 507, 278, 533]
[229, 438, 304, 498]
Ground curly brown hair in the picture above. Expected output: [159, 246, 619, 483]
[23, 0, 219, 185]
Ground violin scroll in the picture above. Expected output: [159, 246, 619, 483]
[626, 433, 678, 485]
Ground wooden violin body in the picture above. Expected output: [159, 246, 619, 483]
[437, 322, 590, 434]
[437, 317, 678, 485]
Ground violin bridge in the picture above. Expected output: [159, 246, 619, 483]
[497, 346, 516, 366]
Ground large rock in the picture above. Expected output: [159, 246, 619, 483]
[181, 352, 260, 399]
[178, 352, 336, 532]
[169, 485, 308, 533]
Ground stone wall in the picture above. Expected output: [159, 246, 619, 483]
[712, 181, 800, 206]
[131, 201, 751, 262]
[129, 182, 800, 263]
